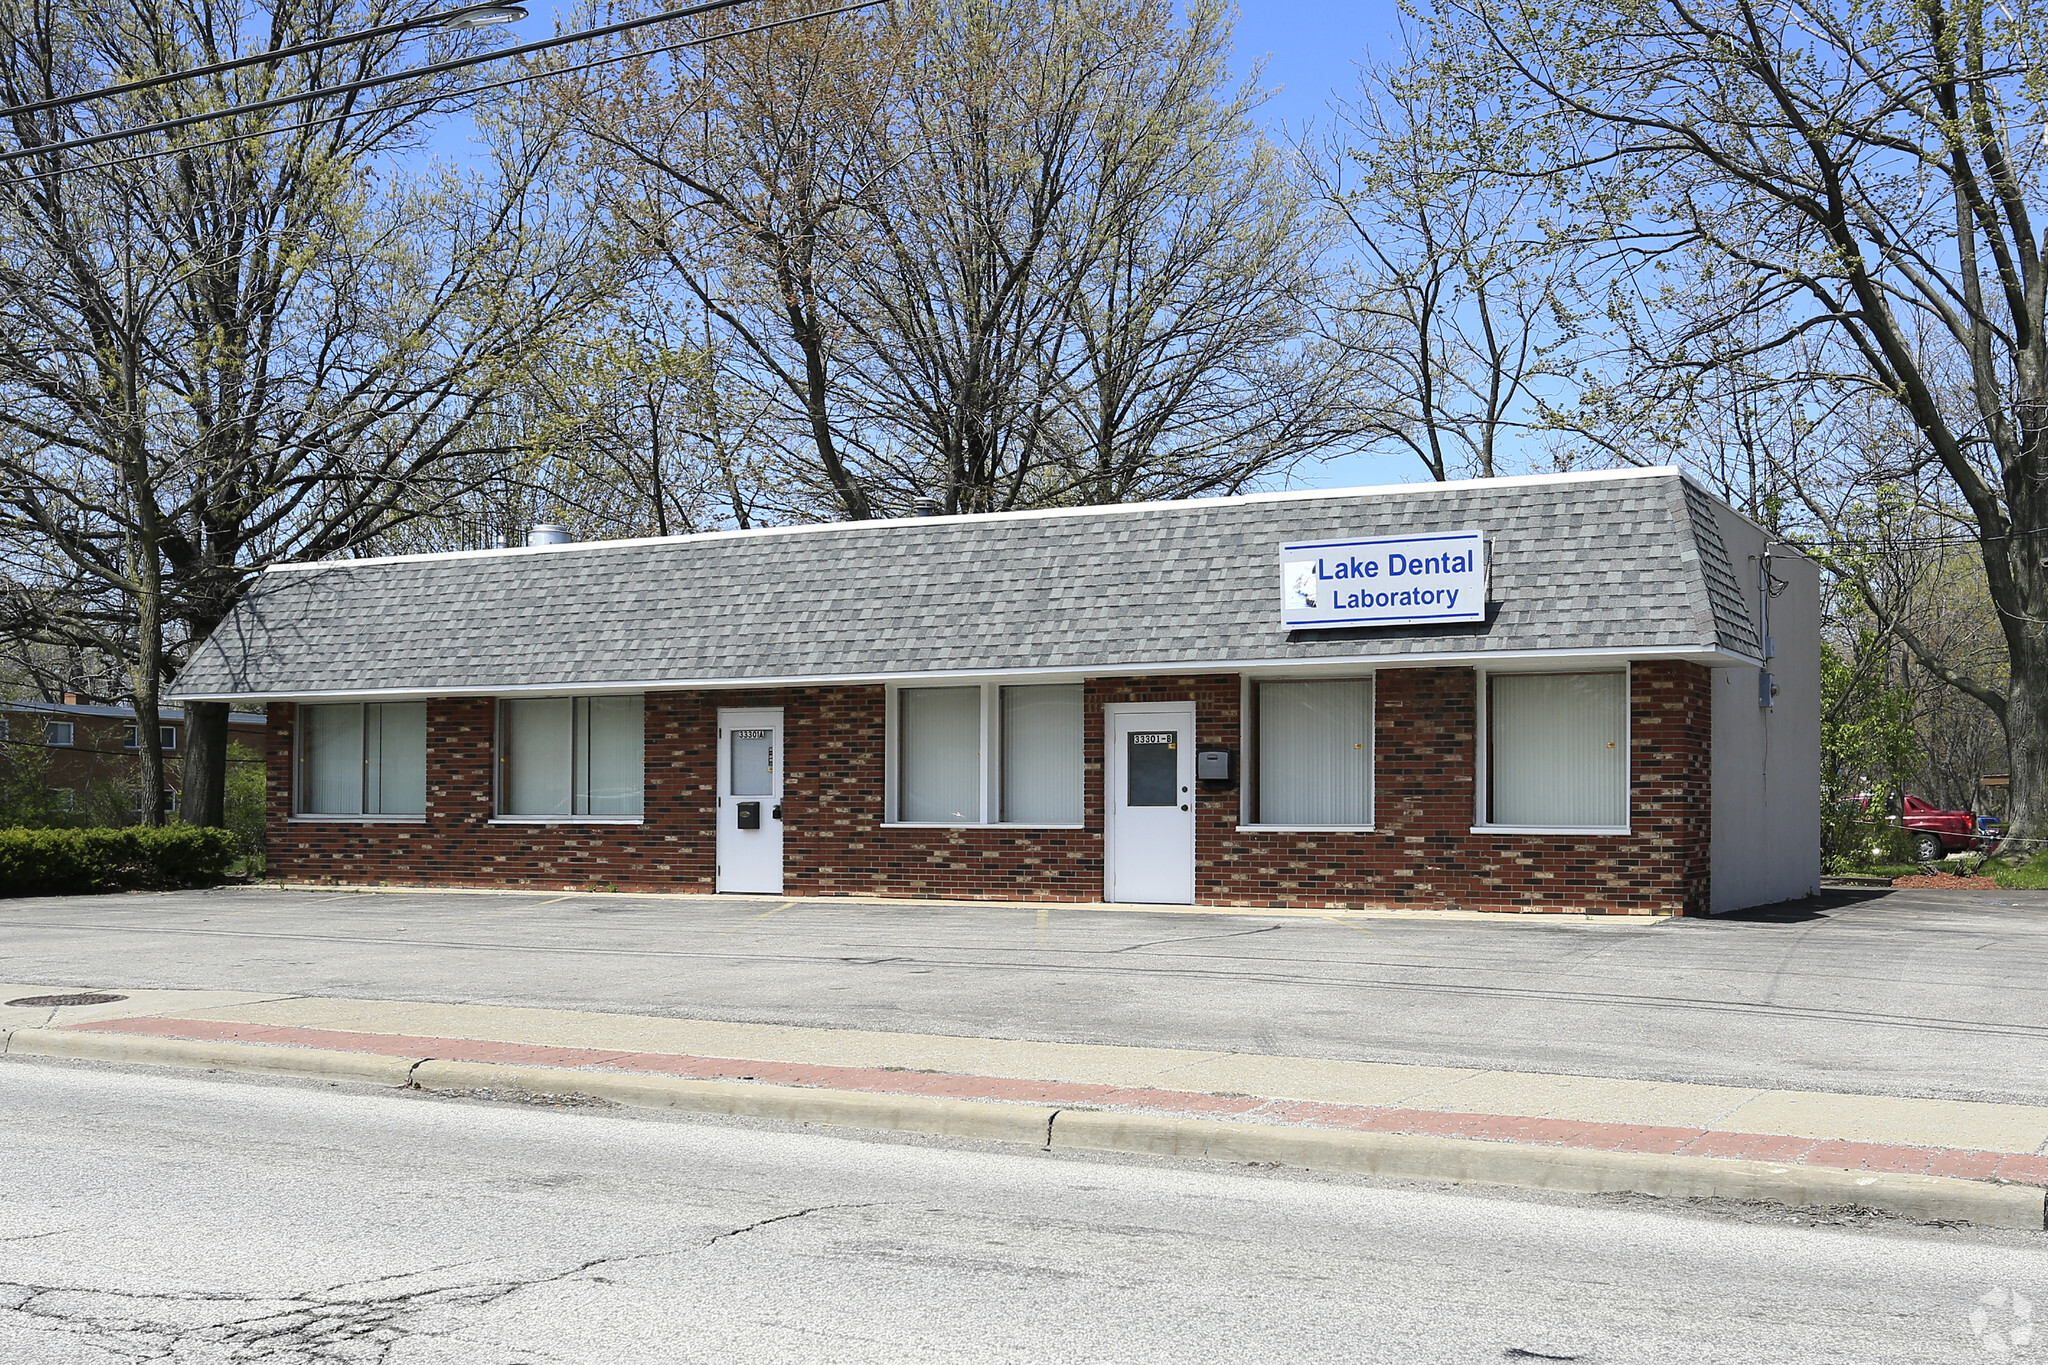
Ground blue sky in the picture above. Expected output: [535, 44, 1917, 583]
[1226, 0, 1417, 489]
[1231, 0, 1403, 137]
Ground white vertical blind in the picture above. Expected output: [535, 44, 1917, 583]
[1488, 672, 1628, 827]
[898, 686, 981, 822]
[1001, 685, 1082, 823]
[502, 696, 645, 817]
[1256, 679, 1373, 825]
[300, 704, 364, 814]
[367, 703, 427, 815]
[504, 698, 573, 816]
[578, 695, 644, 815]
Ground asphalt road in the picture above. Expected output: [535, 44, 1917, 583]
[1, 1058, 2037, 1364]
[4, 885, 2046, 1104]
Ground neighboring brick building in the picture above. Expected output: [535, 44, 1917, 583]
[170, 468, 1820, 914]
[0, 699, 266, 816]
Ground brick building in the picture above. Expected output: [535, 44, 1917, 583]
[0, 699, 265, 816]
[168, 468, 1819, 914]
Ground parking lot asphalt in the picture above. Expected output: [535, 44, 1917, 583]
[3, 884, 2043, 1106]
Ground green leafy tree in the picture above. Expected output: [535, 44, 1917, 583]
[1819, 634, 1919, 869]
[0, 737, 76, 828]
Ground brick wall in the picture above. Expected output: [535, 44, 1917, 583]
[265, 661, 1713, 914]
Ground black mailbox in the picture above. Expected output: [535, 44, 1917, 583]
[736, 800, 761, 830]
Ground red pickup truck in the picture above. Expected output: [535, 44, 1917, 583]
[1845, 793, 1996, 862]
[1898, 794, 1996, 861]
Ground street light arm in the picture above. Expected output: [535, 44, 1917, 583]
[0, 3, 525, 124]
[0, 0, 757, 167]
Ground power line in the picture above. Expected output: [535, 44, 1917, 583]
[1, 0, 885, 188]
[1787, 523, 2048, 552]
[0, 3, 519, 124]
[0, 0, 770, 167]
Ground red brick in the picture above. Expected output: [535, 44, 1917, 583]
[266, 663, 1714, 913]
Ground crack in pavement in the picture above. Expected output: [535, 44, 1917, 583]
[707, 1203, 876, 1246]
[1110, 925, 1284, 954]
[0, 1247, 684, 1364]
[0, 1212, 885, 1362]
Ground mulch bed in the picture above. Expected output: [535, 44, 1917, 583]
[1887, 875, 2000, 890]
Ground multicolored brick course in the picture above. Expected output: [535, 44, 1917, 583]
[266, 661, 1712, 913]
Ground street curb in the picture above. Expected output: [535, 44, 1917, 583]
[409, 1059, 1058, 1144]
[1048, 1110, 2048, 1231]
[3, 1027, 418, 1087]
[9, 1033, 2042, 1230]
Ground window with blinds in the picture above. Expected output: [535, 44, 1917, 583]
[1000, 684, 1083, 824]
[1254, 679, 1374, 826]
[897, 686, 982, 822]
[1486, 672, 1628, 828]
[298, 702, 427, 816]
[890, 683, 1085, 825]
[499, 695, 644, 817]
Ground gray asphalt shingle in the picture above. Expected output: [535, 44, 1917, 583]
[171, 470, 1760, 698]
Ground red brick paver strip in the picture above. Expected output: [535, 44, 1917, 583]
[61, 1016, 2048, 1188]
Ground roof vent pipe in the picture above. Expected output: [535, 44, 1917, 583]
[526, 524, 570, 547]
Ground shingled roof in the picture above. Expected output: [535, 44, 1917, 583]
[170, 468, 1765, 701]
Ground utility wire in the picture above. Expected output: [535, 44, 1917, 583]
[0, 3, 517, 123]
[0, 0, 885, 188]
[1790, 524, 2048, 551]
[0, 0, 769, 167]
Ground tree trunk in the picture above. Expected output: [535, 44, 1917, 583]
[1992, 469, 2048, 847]
[180, 699, 230, 828]
[130, 613, 165, 827]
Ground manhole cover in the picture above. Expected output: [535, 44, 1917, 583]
[5, 993, 127, 1008]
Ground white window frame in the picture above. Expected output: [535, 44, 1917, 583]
[882, 680, 1086, 829]
[1235, 673, 1378, 832]
[1473, 665, 1632, 835]
[123, 723, 177, 751]
[290, 702, 429, 824]
[49, 787, 75, 811]
[489, 695, 646, 826]
[44, 720, 74, 747]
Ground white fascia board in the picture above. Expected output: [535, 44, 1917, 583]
[259, 467, 1685, 575]
[166, 640, 1755, 704]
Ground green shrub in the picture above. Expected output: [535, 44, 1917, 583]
[0, 825, 240, 896]
[1821, 803, 1919, 873]
[223, 740, 267, 877]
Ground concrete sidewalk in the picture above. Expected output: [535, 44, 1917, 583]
[4, 982, 2045, 1229]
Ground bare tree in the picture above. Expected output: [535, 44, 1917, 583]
[554, 0, 895, 521]
[1306, 41, 1589, 481]
[0, 0, 623, 822]
[557, 0, 1373, 519]
[1421, 0, 2048, 842]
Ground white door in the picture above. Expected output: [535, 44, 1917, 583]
[716, 708, 783, 894]
[1105, 704, 1196, 904]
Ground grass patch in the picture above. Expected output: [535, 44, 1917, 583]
[1984, 851, 2048, 891]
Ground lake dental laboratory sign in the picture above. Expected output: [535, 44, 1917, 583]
[1280, 530, 1487, 628]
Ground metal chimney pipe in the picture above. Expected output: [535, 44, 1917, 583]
[526, 523, 570, 546]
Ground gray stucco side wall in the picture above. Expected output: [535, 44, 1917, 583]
[1709, 505, 1822, 912]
